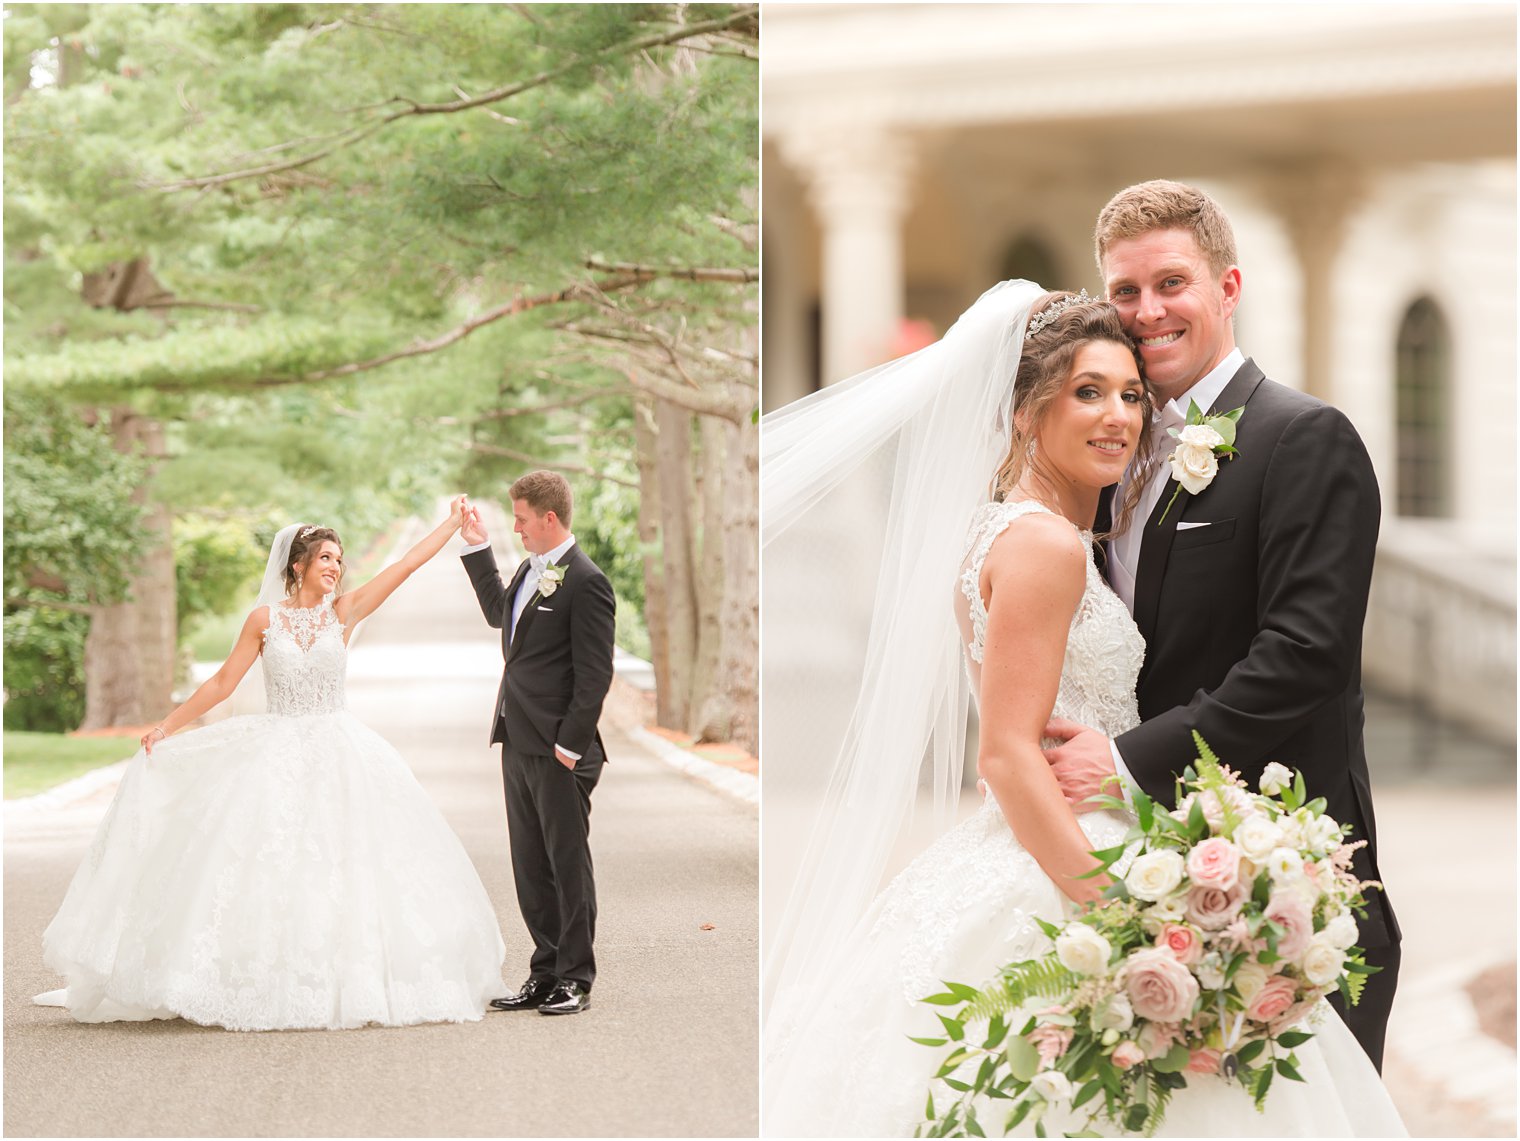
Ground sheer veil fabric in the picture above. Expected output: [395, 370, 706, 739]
[761, 281, 1045, 1048]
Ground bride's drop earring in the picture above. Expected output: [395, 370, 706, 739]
[1026, 438, 1037, 459]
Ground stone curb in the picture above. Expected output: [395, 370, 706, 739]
[629, 724, 760, 807]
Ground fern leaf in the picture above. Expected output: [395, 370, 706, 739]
[961, 959, 1079, 1022]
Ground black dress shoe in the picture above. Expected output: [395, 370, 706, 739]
[538, 980, 590, 1015]
[489, 977, 558, 1012]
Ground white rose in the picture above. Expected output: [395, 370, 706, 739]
[1145, 891, 1189, 926]
[1266, 847, 1304, 884]
[1196, 953, 1227, 991]
[1168, 426, 1224, 496]
[1232, 960, 1269, 1004]
[1301, 936, 1345, 986]
[1125, 850, 1186, 902]
[1029, 1070, 1074, 1103]
[1091, 993, 1135, 1033]
[1055, 923, 1112, 976]
[1323, 913, 1360, 950]
[1276, 812, 1306, 850]
[1259, 762, 1294, 796]
[1233, 815, 1282, 862]
[1306, 815, 1343, 852]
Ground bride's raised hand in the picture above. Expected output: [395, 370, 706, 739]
[448, 494, 469, 530]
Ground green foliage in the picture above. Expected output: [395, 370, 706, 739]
[173, 512, 269, 632]
[3, 390, 147, 608]
[3, 607, 89, 732]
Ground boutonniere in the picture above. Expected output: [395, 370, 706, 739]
[1157, 400, 1244, 525]
[537, 563, 566, 598]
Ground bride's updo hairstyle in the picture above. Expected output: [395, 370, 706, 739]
[284, 525, 344, 595]
[992, 291, 1155, 539]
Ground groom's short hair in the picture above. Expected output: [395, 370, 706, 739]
[1094, 180, 1238, 277]
[510, 470, 573, 527]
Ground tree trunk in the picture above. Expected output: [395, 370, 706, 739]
[653, 397, 699, 732]
[80, 410, 176, 729]
[631, 397, 673, 729]
[691, 415, 729, 740]
[721, 413, 758, 755]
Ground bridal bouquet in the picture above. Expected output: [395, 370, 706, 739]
[914, 735, 1382, 1138]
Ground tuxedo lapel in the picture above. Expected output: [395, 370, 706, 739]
[1132, 474, 1182, 644]
[1093, 485, 1115, 581]
[1132, 358, 1267, 644]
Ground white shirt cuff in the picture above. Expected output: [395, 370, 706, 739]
[556, 745, 582, 761]
[460, 540, 491, 556]
[1109, 740, 1139, 807]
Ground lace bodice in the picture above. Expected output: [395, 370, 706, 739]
[958, 500, 1143, 740]
[261, 598, 347, 716]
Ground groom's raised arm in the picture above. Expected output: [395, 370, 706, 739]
[1117, 403, 1380, 798]
[461, 545, 510, 630]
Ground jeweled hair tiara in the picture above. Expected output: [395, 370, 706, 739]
[1026, 289, 1098, 338]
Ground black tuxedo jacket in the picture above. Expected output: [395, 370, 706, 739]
[463, 543, 617, 760]
[1100, 358, 1399, 949]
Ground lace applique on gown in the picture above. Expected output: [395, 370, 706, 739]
[763, 503, 1405, 1138]
[35, 598, 505, 1031]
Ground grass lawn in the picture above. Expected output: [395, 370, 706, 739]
[4, 732, 136, 799]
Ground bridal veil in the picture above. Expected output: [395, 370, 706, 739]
[761, 280, 1046, 1042]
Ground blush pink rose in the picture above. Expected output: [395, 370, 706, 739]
[1157, 923, 1202, 965]
[1263, 893, 1313, 960]
[1187, 1047, 1222, 1075]
[1122, 947, 1200, 1023]
[1186, 882, 1247, 931]
[1111, 1041, 1145, 1070]
[1187, 837, 1242, 892]
[1245, 974, 1299, 1023]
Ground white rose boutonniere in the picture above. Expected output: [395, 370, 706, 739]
[537, 563, 566, 598]
[1157, 399, 1244, 525]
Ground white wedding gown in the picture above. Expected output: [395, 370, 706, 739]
[34, 599, 506, 1031]
[763, 501, 1405, 1137]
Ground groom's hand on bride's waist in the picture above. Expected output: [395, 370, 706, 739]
[1042, 718, 1119, 814]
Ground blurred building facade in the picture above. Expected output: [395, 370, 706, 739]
[762, 2, 1517, 744]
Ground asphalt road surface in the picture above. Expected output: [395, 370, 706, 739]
[4, 511, 759, 1138]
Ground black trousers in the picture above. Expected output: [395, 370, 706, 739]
[500, 740, 603, 989]
[1326, 939, 1400, 1073]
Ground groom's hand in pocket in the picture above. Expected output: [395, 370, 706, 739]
[1041, 717, 1115, 814]
[554, 747, 577, 771]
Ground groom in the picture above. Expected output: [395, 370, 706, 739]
[1043, 180, 1401, 1070]
[460, 471, 616, 1016]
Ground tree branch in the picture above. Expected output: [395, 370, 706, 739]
[583, 258, 756, 283]
[464, 442, 639, 489]
[194, 275, 647, 391]
[149, 6, 757, 193]
[137, 298, 262, 314]
[475, 389, 639, 419]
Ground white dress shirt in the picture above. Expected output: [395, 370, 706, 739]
[1106, 349, 1244, 796]
[461, 532, 581, 759]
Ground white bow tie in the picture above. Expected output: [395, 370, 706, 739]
[529, 553, 550, 575]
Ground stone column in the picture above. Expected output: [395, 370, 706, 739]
[1263, 162, 1363, 403]
[782, 126, 915, 385]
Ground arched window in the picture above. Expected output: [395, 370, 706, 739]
[1394, 297, 1450, 518]
[999, 235, 1062, 292]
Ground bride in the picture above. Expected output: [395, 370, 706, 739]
[760, 283, 1405, 1136]
[34, 498, 506, 1030]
